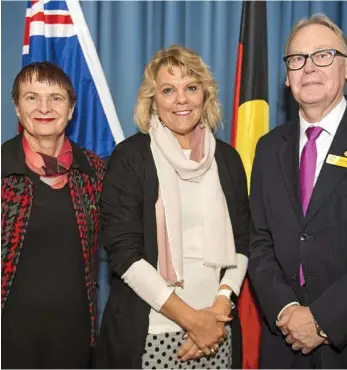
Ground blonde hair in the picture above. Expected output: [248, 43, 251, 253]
[285, 14, 347, 55]
[134, 44, 221, 133]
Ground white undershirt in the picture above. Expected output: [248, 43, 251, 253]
[122, 149, 248, 334]
[278, 96, 346, 320]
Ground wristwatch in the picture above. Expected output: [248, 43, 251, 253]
[216, 289, 235, 309]
[314, 319, 328, 339]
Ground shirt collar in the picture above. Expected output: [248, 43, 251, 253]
[2, 132, 95, 179]
[299, 96, 347, 139]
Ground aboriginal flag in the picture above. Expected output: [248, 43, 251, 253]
[231, 1, 269, 369]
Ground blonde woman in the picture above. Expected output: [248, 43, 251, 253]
[97, 45, 249, 369]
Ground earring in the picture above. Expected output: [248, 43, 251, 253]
[159, 118, 166, 128]
[152, 106, 165, 127]
[199, 121, 205, 129]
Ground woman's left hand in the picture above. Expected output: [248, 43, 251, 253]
[178, 330, 227, 362]
[211, 295, 234, 317]
[177, 337, 201, 362]
[177, 296, 233, 362]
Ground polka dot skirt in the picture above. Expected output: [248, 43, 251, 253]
[142, 329, 232, 369]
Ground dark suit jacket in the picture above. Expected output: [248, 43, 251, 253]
[96, 133, 250, 368]
[248, 110, 347, 368]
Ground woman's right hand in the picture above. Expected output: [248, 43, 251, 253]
[185, 309, 231, 356]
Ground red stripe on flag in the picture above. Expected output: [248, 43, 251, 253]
[238, 277, 261, 369]
[231, 43, 243, 147]
[30, 13, 73, 24]
[23, 16, 31, 47]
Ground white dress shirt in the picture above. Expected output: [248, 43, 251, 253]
[278, 96, 347, 320]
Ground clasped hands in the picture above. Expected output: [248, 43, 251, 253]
[177, 296, 233, 362]
[276, 305, 327, 355]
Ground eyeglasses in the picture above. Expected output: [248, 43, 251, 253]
[283, 49, 347, 71]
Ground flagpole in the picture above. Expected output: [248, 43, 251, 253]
[66, 0, 124, 144]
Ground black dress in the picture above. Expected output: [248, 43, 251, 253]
[2, 172, 91, 369]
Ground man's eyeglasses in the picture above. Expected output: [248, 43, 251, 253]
[283, 49, 347, 71]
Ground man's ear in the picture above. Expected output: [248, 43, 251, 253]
[285, 74, 290, 87]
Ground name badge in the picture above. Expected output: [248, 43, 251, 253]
[326, 154, 347, 168]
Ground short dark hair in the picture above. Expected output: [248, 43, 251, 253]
[12, 61, 76, 107]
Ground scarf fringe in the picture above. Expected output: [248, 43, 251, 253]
[203, 262, 237, 269]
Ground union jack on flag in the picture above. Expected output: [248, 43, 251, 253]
[23, 0, 124, 158]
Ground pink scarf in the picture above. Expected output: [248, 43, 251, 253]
[149, 116, 237, 286]
[157, 125, 205, 285]
[22, 135, 73, 189]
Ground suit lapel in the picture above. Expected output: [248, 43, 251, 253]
[304, 110, 347, 225]
[277, 121, 304, 225]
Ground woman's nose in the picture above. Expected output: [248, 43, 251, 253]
[37, 99, 52, 114]
[176, 90, 188, 104]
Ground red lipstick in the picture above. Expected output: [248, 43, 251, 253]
[34, 118, 55, 123]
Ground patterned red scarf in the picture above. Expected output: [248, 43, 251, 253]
[22, 135, 73, 189]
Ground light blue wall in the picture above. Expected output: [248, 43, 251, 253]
[2, 1, 346, 145]
[1, 1, 27, 143]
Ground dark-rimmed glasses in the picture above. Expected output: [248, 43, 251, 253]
[283, 49, 347, 71]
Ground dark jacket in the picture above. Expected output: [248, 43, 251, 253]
[248, 111, 347, 368]
[96, 133, 250, 368]
[1, 134, 105, 347]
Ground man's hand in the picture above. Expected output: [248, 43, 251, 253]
[277, 306, 325, 353]
[277, 304, 300, 335]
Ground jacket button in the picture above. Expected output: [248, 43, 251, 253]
[300, 233, 308, 242]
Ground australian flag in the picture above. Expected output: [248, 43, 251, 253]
[23, 0, 124, 325]
[23, 0, 124, 158]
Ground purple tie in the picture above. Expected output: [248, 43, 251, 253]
[299, 126, 323, 286]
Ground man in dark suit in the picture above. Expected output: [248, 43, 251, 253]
[248, 14, 347, 369]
